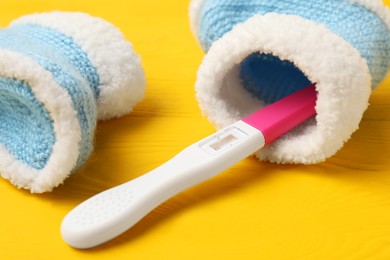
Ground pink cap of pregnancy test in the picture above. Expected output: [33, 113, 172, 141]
[242, 84, 317, 145]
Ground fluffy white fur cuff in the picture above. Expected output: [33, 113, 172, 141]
[12, 11, 146, 120]
[195, 14, 371, 164]
[0, 12, 146, 193]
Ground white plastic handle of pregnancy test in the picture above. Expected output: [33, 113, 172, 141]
[61, 120, 265, 249]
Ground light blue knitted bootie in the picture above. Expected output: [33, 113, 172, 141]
[0, 12, 145, 193]
[190, 0, 390, 164]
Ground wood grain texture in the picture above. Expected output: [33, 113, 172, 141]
[1, 0, 390, 259]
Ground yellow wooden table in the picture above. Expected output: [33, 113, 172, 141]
[1, 0, 390, 259]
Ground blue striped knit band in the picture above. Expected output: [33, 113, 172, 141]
[0, 12, 146, 193]
[0, 24, 99, 171]
[198, 0, 390, 103]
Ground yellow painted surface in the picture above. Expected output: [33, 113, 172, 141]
[1, 0, 390, 259]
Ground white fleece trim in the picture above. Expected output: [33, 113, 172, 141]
[189, 0, 390, 37]
[0, 50, 82, 193]
[189, 0, 206, 37]
[195, 13, 371, 164]
[12, 11, 146, 120]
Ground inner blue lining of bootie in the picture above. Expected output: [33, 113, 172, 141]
[239, 53, 312, 104]
[0, 78, 55, 170]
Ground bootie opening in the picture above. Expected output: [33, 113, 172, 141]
[240, 52, 312, 105]
[0, 78, 55, 170]
[195, 14, 372, 164]
[207, 50, 315, 126]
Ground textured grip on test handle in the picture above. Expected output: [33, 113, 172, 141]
[61, 121, 265, 249]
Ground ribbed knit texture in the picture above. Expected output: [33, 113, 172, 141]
[0, 78, 55, 170]
[198, 0, 390, 103]
[0, 24, 99, 170]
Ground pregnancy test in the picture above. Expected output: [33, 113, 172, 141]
[61, 84, 317, 249]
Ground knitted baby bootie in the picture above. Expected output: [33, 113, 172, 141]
[0, 12, 145, 193]
[190, 0, 390, 164]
